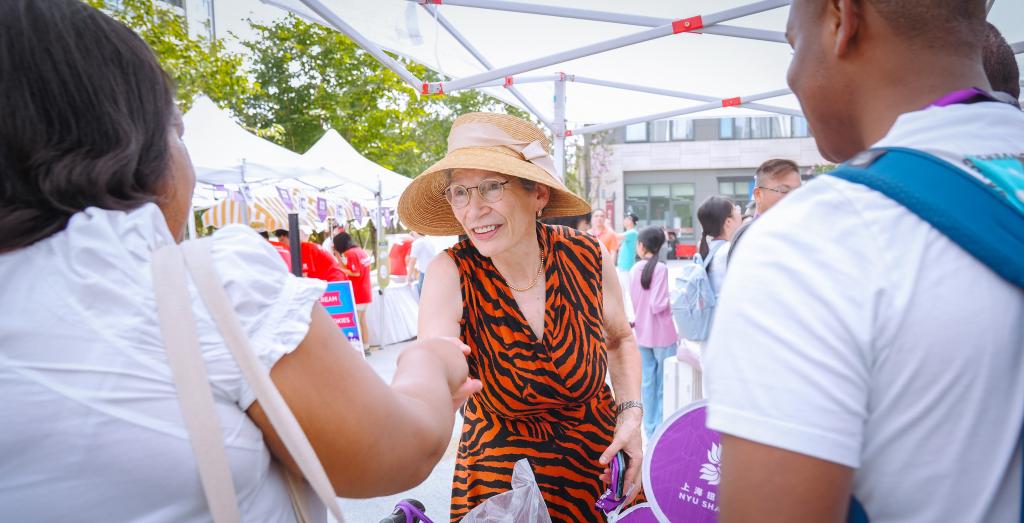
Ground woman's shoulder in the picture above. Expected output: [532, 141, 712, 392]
[544, 223, 599, 252]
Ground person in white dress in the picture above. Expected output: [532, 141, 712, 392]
[0, 2, 481, 520]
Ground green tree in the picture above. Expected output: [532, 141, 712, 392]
[237, 15, 529, 178]
[86, 0, 253, 113]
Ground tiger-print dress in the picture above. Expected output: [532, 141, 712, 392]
[447, 223, 617, 522]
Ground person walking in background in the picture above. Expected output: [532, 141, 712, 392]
[729, 159, 802, 264]
[630, 226, 677, 440]
[696, 196, 741, 298]
[408, 231, 438, 295]
[333, 233, 374, 350]
[616, 212, 640, 322]
[588, 208, 620, 260]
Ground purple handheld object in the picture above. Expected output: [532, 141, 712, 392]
[595, 451, 627, 513]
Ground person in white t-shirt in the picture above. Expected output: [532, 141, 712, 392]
[704, 2, 1024, 522]
[408, 232, 439, 293]
[0, 2, 481, 520]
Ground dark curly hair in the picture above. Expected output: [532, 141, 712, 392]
[0, 0, 176, 252]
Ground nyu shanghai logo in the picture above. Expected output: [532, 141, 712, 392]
[699, 442, 721, 486]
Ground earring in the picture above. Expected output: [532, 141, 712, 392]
[537, 208, 543, 218]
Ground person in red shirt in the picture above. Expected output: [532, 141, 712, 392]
[274, 229, 346, 282]
[332, 232, 374, 348]
[388, 236, 413, 279]
[260, 230, 292, 271]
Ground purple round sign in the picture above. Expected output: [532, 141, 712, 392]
[642, 400, 721, 523]
[616, 503, 659, 522]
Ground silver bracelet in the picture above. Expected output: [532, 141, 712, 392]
[616, 400, 643, 417]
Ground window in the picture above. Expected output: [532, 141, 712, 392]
[625, 183, 695, 232]
[792, 116, 810, 137]
[671, 119, 695, 140]
[649, 120, 670, 142]
[719, 118, 734, 139]
[625, 122, 648, 142]
[734, 117, 787, 139]
[718, 178, 753, 208]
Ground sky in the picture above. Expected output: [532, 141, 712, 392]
[210, 0, 1024, 129]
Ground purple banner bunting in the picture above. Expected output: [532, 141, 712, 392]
[277, 187, 294, 211]
[317, 198, 328, 222]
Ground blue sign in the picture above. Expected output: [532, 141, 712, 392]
[319, 280, 362, 348]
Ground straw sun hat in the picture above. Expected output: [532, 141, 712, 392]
[397, 112, 592, 236]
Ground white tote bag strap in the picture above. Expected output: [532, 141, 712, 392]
[180, 239, 346, 523]
[152, 244, 242, 523]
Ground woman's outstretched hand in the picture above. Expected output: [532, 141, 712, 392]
[401, 336, 482, 412]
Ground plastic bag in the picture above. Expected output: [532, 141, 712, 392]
[461, 459, 552, 523]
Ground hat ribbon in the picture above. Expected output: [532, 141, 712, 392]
[447, 122, 561, 181]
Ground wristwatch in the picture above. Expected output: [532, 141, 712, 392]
[616, 400, 643, 417]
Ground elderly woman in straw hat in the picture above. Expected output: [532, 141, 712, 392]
[398, 112, 643, 522]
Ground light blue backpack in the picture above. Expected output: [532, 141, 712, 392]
[670, 241, 725, 342]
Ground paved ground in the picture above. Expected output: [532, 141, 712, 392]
[332, 342, 461, 523]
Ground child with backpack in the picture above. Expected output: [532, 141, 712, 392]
[671, 196, 742, 348]
[630, 226, 678, 439]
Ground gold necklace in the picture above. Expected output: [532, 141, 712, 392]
[503, 247, 546, 293]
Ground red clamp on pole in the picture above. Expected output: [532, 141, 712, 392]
[564, 130, 573, 137]
[421, 83, 445, 95]
[672, 15, 704, 34]
[503, 76, 514, 88]
[722, 97, 742, 107]
[559, 72, 566, 82]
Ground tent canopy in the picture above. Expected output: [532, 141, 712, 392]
[302, 128, 412, 202]
[183, 96, 332, 185]
[263, 0, 1023, 131]
[183, 96, 412, 211]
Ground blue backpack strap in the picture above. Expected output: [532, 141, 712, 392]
[828, 147, 1024, 288]
[829, 147, 1024, 523]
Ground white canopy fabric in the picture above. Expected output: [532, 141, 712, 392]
[184, 97, 408, 216]
[261, 0, 1023, 133]
[183, 96, 335, 185]
[302, 129, 412, 203]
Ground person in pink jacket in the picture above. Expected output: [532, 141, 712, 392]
[629, 226, 678, 439]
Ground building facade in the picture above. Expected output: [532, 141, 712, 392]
[587, 115, 828, 250]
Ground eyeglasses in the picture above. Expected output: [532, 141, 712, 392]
[757, 184, 795, 195]
[444, 179, 510, 209]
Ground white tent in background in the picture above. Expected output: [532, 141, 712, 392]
[183, 96, 332, 185]
[302, 128, 412, 204]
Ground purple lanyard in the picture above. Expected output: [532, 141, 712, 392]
[929, 87, 998, 108]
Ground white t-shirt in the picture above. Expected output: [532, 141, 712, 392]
[410, 236, 438, 275]
[0, 204, 326, 522]
[705, 102, 1024, 523]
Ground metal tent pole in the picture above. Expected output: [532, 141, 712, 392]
[570, 76, 802, 117]
[299, 0, 423, 90]
[420, 3, 553, 127]
[553, 75, 566, 181]
[427, 1, 790, 93]
[571, 88, 793, 135]
[413, 0, 788, 43]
